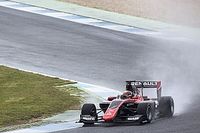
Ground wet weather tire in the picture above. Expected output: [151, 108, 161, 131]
[159, 96, 174, 117]
[137, 103, 154, 124]
[81, 104, 97, 125]
[146, 106, 153, 123]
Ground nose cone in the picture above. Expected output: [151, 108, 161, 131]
[103, 108, 118, 122]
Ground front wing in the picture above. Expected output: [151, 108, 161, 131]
[79, 114, 145, 124]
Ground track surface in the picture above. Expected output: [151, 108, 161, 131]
[0, 6, 200, 133]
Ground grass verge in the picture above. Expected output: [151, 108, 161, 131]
[0, 65, 82, 128]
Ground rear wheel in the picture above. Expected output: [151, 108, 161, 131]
[81, 104, 97, 125]
[159, 96, 174, 117]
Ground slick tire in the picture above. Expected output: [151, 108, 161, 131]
[159, 96, 174, 117]
[81, 103, 97, 125]
[137, 103, 154, 124]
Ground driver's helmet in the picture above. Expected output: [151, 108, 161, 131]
[120, 91, 132, 99]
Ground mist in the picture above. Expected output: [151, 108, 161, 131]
[146, 30, 200, 114]
[62, 1, 200, 114]
[142, 0, 200, 114]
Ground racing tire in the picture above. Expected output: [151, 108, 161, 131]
[137, 103, 154, 124]
[146, 106, 153, 123]
[159, 96, 174, 117]
[81, 104, 97, 125]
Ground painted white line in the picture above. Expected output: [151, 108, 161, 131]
[42, 12, 72, 17]
[98, 24, 128, 30]
[71, 18, 103, 24]
[0, 2, 47, 12]
[0, 1, 157, 35]
[126, 30, 155, 35]
[0, 1, 15, 5]
[4, 121, 82, 133]
[12, 6, 46, 12]
[0, 1, 19, 6]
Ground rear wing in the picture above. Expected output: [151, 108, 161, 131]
[126, 81, 162, 99]
[126, 81, 161, 90]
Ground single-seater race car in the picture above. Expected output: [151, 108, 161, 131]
[79, 81, 174, 125]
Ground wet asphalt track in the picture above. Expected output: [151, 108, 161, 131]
[1, 6, 200, 133]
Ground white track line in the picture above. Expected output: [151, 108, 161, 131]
[4, 121, 82, 133]
[12, 6, 46, 12]
[0, 1, 157, 35]
[42, 12, 71, 17]
[70, 18, 103, 24]
[0, 1, 18, 6]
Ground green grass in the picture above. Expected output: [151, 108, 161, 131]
[0, 66, 81, 128]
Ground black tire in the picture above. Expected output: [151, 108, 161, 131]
[146, 106, 153, 123]
[137, 102, 155, 124]
[81, 104, 97, 124]
[159, 96, 174, 117]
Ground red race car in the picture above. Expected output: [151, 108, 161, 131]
[79, 81, 174, 125]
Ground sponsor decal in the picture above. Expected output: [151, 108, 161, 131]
[131, 81, 157, 87]
[143, 81, 157, 86]
[127, 116, 140, 120]
[131, 81, 142, 86]
[81, 115, 95, 121]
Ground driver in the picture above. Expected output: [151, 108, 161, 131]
[126, 84, 140, 96]
[120, 91, 132, 99]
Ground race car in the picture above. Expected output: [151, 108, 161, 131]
[79, 81, 174, 125]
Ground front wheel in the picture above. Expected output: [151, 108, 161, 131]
[137, 103, 154, 124]
[146, 106, 153, 123]
[80, 103, 97, 125]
